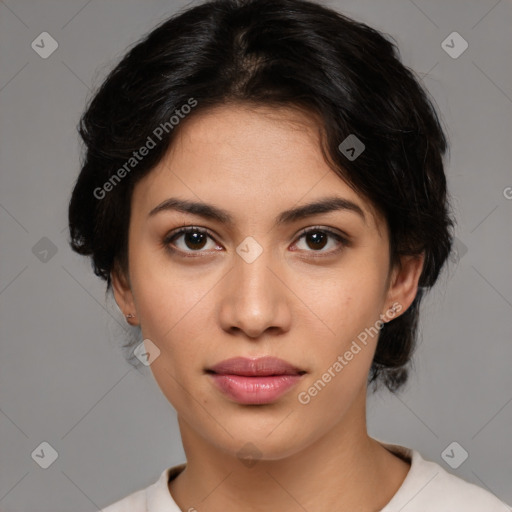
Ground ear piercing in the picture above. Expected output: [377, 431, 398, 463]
[380, 303, 400, 323]
[125, 313, 135, 319]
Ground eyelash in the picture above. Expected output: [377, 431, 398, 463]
[162, 225, 349, 258]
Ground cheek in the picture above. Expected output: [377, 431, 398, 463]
[298, 262, 386, 394]
[309, 264, 386, 341]
[129, 245, 211, 334]
[128, 284, 212, 397]
[295, 283, 381, 418]
[132, 273, 213, 411]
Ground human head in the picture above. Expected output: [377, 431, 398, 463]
[68, 0, 454, 395]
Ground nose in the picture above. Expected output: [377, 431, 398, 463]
[218, 247, 292, 340]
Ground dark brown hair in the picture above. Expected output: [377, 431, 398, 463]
[68, 0, 455, 392]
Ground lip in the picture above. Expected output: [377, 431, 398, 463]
[206, 357, 306, 405]
[208, 356, 305, 376]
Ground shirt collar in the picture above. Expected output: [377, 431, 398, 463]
[146, 463, 186, 511]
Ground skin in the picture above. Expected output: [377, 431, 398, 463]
[112, 103, 424, 512]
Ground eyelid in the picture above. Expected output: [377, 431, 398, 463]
[164, 225, 215, 240]
[162, 225, 221, 256]
[162, 224, 350, 256]
[295, 225, 350, 243]
[291, 225, 350, 256]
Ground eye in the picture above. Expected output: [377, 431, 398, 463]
[163, 226, 221, 256]
[292, 226, 348, 255]
[163, 225, 349, 258]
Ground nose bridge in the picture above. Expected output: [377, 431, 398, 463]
[220, 238, 289, 337]
[236, 243, 275, 296]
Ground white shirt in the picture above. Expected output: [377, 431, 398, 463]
[100, 442, 510, 511]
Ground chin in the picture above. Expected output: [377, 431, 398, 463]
[206, 415, 316, 461]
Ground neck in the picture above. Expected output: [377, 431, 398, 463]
[169, 387, 410, 512]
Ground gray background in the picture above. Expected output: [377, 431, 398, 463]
[1, 0, 511, 510]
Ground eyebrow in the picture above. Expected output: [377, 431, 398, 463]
[148, 195, 366, 226]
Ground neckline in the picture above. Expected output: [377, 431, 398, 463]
[163, 441, 417, 509]
[167, 462, 186, 486]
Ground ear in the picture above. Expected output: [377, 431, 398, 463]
[111, 262, 139, 326]
[383, 253, 425, 320]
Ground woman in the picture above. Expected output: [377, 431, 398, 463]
[67, 0, 510, 510]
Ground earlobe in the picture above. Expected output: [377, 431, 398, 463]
[111, 264, 138, 325]
[384, 253, 425, 320]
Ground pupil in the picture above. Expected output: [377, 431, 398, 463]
[186, 232, 206, 250]
[307, 232, 327, 250]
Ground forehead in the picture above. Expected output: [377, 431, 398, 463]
[167, 103, 327, 185]
[132, 103, 385, 234]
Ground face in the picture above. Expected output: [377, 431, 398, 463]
[112, 103, 423, 461]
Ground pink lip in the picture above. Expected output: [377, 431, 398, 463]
[206, 357, 306, 405]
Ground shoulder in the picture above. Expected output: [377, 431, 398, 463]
[379, 442, 510, 512]
[99, 463, 186, 512]
[418, 465, 510, 511]
[100, 488, 146, 512]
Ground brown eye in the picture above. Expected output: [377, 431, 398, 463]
[164, 227, 219, 255]
[294, 227, 347, 254]
[181, 230, 208, 250]
[304, 231, 328, 250]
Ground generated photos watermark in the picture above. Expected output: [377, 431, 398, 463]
[93, 97, 198, 200]
[297, 301, 403, 405]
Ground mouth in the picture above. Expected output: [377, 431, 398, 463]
[205, 357, 306, 404]
[206, 356, 306, 377]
